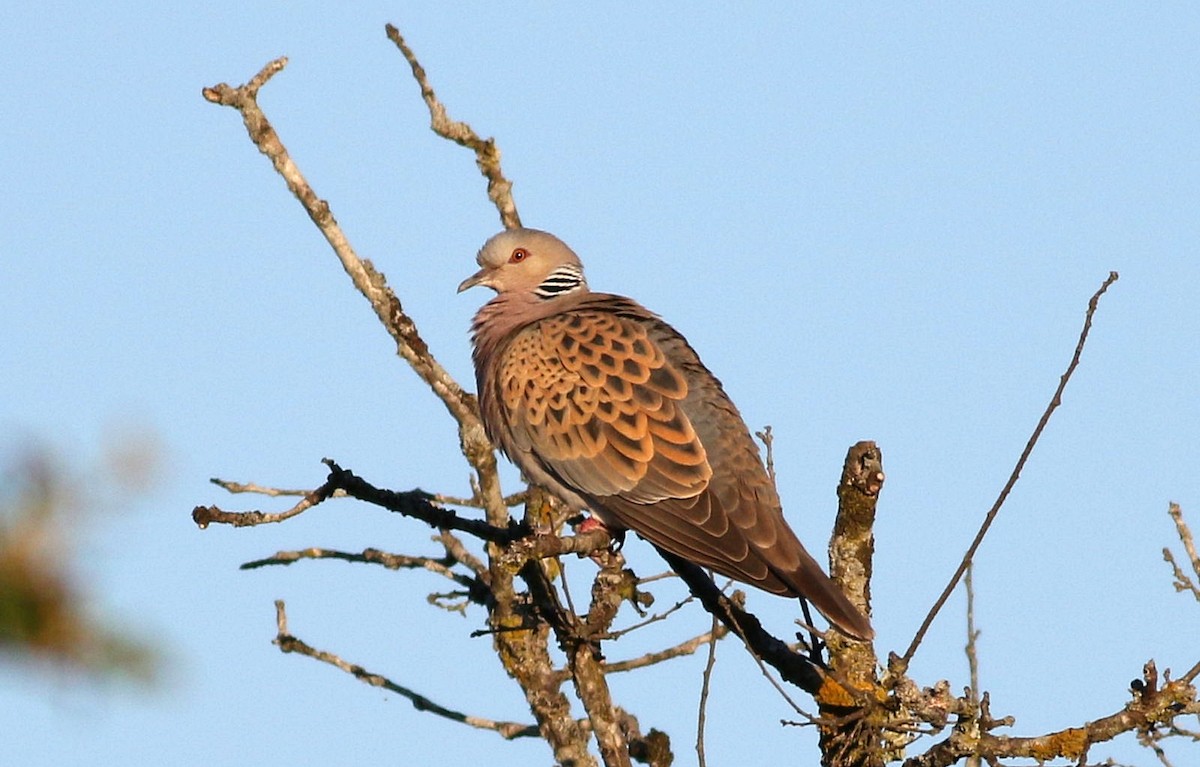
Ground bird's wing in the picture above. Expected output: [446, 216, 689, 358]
[497, 308, 713, 503]
[494, 302, 874, 639]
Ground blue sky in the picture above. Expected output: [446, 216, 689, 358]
[2, 4, 1198, 765]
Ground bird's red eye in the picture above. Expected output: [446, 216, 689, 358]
[509, 248, 529, 263]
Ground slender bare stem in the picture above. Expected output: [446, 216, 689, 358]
[271, 601, 539, 739]
[900, 272, 1119, 666]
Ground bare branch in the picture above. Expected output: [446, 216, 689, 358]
[436, 529, 488, 580]
[601, 625, 729, 675]
[384, 24, 521, 230]
[240, 546, 482, 596]
[377, 28, 595, 765]
[200, 39, 589, 767]
[195, 460, 523, 542]
[654, 547, 825, 693]
[965, 562, 982, 705]
[902, 661, 1200, 767]
[696, 613, 721, 767]
[202, 51, 507, 531]
[270, 600, 539, 740]
[900, 271, 1119, 667]
[192, 472, 338, 528]
[320, 460, 523, 542]
[435, 490, 528, 509]
[210, 478, 333, 498]
[1165, 504, 1200, 601]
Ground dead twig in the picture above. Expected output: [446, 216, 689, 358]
[271, 600, 538, 740]
[385, 23, 520, 230]
[1165, 504, 1200, 601]
[900, 272, 1119, 667]
[192, 471, 338, 528]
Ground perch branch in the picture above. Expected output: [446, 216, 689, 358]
[655, 547, 825, 693]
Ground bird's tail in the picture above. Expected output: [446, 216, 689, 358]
[777, 544, 874, 641]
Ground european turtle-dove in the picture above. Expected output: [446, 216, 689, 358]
[459, 228, 873, 641]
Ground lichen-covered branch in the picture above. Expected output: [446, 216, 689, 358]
[901, 661, 1200, 766]
[821, 441, 885, 767]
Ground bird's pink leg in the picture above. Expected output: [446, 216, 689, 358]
[574, 514, 626, 554]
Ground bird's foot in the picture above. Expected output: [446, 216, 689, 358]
[571, 516, 627, 571]
[575, 515, 626, 552]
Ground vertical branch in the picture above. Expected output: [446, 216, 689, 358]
[570, 551, 635, 767]
[696, 612, 720, 767]
[821, 441, 885, 767]
[964, 562, 982, 767]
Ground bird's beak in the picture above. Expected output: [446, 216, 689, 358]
[457, 268, 490, 294]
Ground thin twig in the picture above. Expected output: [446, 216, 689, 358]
[384, 23, 521, 231]
[192, 472, 338, 528]
[1166, 504, 1200, 596]
[755, 425, 776, 487]
[900, 271, 1119, 666]
[1164, 549, 1200, 602]
[604, 594, 697, 640]
[271, 601, 538, 740]
[240, 547, 481, 596]
[600, 625, 729, 675]
[965, 561, 981, 706]
[211, 478, 337, 498]
[964, 562, 982, 767]
[696, 612, 721, 767]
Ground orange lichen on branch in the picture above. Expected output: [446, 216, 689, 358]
[1028, 727, 1088, 762]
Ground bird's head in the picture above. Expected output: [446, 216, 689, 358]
[458, 228, 588, 299]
